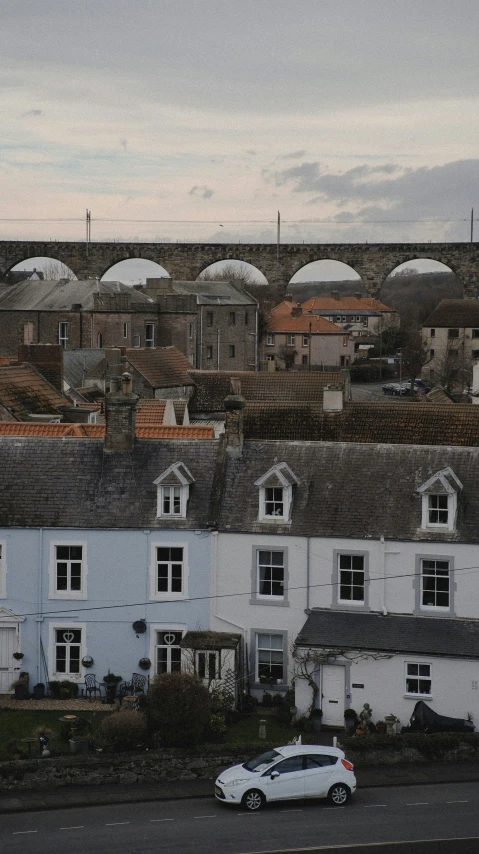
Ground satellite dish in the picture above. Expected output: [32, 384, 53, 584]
[132, 620, 147, 635]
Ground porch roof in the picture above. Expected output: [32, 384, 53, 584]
[295, 609, 479, 660]
[180, 631, 241, 650]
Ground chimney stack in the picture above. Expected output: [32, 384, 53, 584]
[104, 371, 138, 452]
[18, 344, 64, 393]
[224, 382, 245, 457]
[323, 384, 344, 412]
[145, 277, 174, 300]
[291, 305, 302, 317]
[331, 290, 341, 301]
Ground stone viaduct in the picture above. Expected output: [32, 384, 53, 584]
[1, 240, 479, 297]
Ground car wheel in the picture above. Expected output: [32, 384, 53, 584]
[328, 784, 350, 805]
[242, 789, 265, 811]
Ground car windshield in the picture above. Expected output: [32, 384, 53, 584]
[243, 750, 281, 772]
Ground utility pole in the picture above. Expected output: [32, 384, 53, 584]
[308, 321, 312, 371]
[379, 314, 383, 381]
[471, 208, 474, 244]
[86, 209, 91, 255]
[277, 211, 280, 261]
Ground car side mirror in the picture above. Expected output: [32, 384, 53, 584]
[270, 771, 280, 779]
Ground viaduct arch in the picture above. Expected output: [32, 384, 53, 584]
[1, 241, 479, 297]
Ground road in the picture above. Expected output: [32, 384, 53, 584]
[351, 381, 403, 402]
[2, 781, 479, 854]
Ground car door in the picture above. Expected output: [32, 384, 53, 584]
[262, 754, 305, 802]
[303, 753, 337, 799]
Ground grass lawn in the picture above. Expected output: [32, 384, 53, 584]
[225, 712, 304, 745]
[0, 709, 105, 760]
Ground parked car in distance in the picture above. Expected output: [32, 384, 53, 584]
[215, 744, 356, 811]
[382, 379, 431, 396]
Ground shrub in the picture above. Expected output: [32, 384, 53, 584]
[49, 679, 78, 699]
[262, 692, 273, 707]
[147, 672, 211, 747]
[101, 710, 147, 750]
[207, 713, 227, 742]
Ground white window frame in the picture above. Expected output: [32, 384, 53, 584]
[188, 322, 193, 339]
[159, 485, 184, 517]
[58, 321, 68, 348]
[145, 323, 155, 348]
[256, 549, 285, 601]
[154, 627, 185, 676]
[149, 622, 187, 677]
[302, 335, 308, 347]
[338, 554, 365, 605]
[229, 344, 235, 358]
[206, 345, 213, 360]
[150, 542, 188, 601]
[287, 334, 295, 346]
[97, 332, 103, 348]
[255, 632, 285, 685]
[266, 333, 274, 346]
[420, 558, 450, 611]
[195, 649, 221, 681]
[405, 661, 432, 698]
[48, 621, 86, 682]
[48, 541, 87, 600]
[258, 485, 292, 522]
[154, 462, 194, 519]
[134, 334, 141, 348]
[123, 321, 128, 339]
[0, 541, 6, 599]
[421, 493, 456, 531]
[255, 463, 298, 523]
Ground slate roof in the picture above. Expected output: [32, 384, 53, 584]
[189, 370, 343, 412]
[63, 350, 105, 390]
[423, 299, 479, 328]
[295, 610, 479, 659]
[125, 347, 195, 389]
[171, 281, 257, 305]
[0, 437, 220, 529]
[217, 440, 479, 541]
[0, 363, 72, 417]
[0, 279, 155, 311]
[243, 402, 479, 444]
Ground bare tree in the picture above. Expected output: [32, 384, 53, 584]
[198, 261, 260, 290]
[278, 345, 297, 371]
[400, 323, 431, 382]
[432, 336, 472, 393]
[39, 259, 76, 280]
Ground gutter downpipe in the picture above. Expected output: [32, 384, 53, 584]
[199, 306, 203, 370]
[212, 531, 247, 693]
[380, 534, 387, 615]
[306, 536, 311, 612]
[255, 307, 259, 372]
[37, 528, 43, 684]
[217, 327, 220, 371]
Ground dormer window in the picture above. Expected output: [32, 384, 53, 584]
[154, 462, 195, 519]
[255, 463, 298, 523]
[417, 467, 463, 532]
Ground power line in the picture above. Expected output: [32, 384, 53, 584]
[0, 217, 476, 225]
[15, 561, 479, 619]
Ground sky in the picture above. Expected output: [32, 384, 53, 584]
[2, 0, 479, 273]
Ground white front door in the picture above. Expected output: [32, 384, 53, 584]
[0, 627, 16, 693]
[321, 665, 345, 726]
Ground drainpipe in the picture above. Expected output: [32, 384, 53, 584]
[305, 536, 311, 613]
[37, 528, 43, 684]
[211, 530, 246, 699]
[199, 306, 203, 369]
[217, 327, 220, 370]
[380, 534, 387, 615]
[90, 312, 94, 348]
[255, 308, 259, 372]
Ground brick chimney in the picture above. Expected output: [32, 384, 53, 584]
[224, 381, 245, 457]
[323, 384, 344, 412]
[18, 344, 63, 392]
[104, 372, 139, 452]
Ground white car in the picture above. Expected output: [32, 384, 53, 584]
[215, 744, 356, 811]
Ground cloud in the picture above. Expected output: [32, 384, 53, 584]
[279, 150, 306, 160]
[189, 184, 214, 199]
[22, 109, 43, 117]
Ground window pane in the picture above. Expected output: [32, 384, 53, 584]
[419, 665, 430, 677]
[56, 646, 66, 672]
[407, 664, 418, 676]
[274, 756, 304, 774]
[70, 546, 82, 560]
[171, 648, 182, 671]
[157, 648, 168, 673]
[70, 563, 82, 590]
[171, 548, 183, 561]
[56, 546, 69, 560]
[163, 488, 171, 513]
[56, 563, 68, 589]
[69, 645, 81, 674]
[157, 548, 169, 561]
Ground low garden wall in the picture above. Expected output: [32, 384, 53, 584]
[2, 734, 479, 791]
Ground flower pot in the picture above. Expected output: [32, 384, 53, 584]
[14, 684, 28, 700]
[33, 683, 45, 700]
[344, 716, 356, 733]
[105, 683, 118, 704]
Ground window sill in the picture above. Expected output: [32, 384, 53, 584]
[404, 694, 432, 700]
[251, 682, 288, 692]
[250, 598, 289, 607]
[151, 593, 187, 601]
[258, 517, 291, 525]
[50, 592, 87, 600]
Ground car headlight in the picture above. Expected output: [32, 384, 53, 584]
[223, 778, 250, 787]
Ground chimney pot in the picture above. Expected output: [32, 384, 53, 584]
[121, 371, 133, 394]
[224, 392, 245, 457]
[104, 373, 138, 452]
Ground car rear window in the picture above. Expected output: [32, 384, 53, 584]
[243, 750, 280, 772]
[306, 754, 338, 768]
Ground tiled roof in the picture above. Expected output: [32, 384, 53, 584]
[0, 422, 212, 439]
[302, 295, 393, 312]
[126, 347, 195, 389]
[189, 370, 344, 411]
[271, 301, 298, 315]
[136, 399, 187, 426]
[268, 313, 345, 334]
[0, 437, 220, 529]
[0, 279, 155, 310]
[243, 401, 479, 444]
[0, 363, 72, 417]
[422, 299, 479, 328]
[218, 441, 479, 540]
[296, 610, 479, 659]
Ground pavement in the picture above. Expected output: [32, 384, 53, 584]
[2, 761, 479, 815]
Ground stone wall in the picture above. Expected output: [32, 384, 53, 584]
[1, 241, 478, 296]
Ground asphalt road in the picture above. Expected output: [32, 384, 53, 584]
[2, 781, 479, 854]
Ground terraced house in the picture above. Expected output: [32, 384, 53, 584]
[2, 380, 479, 728]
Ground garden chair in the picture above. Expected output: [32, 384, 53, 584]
[84, 673, 103, 700]
[120, 672, 147, 697]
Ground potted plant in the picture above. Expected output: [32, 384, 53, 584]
[33, 682, 45, 700]
[12, 652, 24, 661]
[311, 708, 323, 733]
[344, 708, 357, 733]
[103, 673, 122, 703]
[11, 672, 29, 700]
[375, 720, 387, 735]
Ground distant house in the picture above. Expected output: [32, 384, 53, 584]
[422, 300, 479, 389]
[0, 278, 159, 355]
[262, 301, 355, 369]
[145, 278, 259, 371]
[302, 292, 399, 338]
